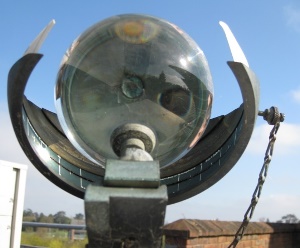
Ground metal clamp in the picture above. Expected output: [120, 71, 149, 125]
[85, 159, 168, 248]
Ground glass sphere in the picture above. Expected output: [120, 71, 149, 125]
[55, 14, 213, 168]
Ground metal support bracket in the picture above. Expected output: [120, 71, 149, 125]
[85, 159, 168, 248]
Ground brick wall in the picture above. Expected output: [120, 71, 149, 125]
[163, 219, 300, 248]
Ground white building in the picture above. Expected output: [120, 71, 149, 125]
[0, 160, 27, 248]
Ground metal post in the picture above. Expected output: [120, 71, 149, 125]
[85, 158, 168, 248]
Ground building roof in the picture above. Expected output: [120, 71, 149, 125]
[163, 219, 300, 238]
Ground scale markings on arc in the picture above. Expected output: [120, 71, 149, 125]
[7, 17, 260, 205]
[8, 52, 259, 204]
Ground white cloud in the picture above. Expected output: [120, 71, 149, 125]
[291, 87, 300, 103]
[254, 194, 300, 222]
[284, 4, 300, 32]
[247, 122, 300, 156]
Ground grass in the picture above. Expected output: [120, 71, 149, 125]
[21, 231, 88, 248]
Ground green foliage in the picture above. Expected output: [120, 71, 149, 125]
[74, 213, 84, 220]
[48, 239, 64, 248]
[23, 209, 34, 217]
[23, 209, 75, 224]
[22, 210, 86, 247]
[53, 211, 71, 224]
[21, 232, 88, 248]
[23, 208, 37, 223]
[21, 232, 50, 246]
[67, 240, 89, 248]
[277, 214, 299, 223]
[39, 213, 54, 223]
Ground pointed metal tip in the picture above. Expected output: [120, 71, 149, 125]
[219, 21, 226, 27]
[219, 21, 249, 67]
[24, 19, 56, 55]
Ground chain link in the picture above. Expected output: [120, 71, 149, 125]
[228, 107, 284, 248]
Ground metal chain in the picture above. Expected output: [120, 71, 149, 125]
[228, 107, 285, 248]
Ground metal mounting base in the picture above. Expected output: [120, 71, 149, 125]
[84, 159, 168, 248]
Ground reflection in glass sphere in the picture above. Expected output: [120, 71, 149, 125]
[55, 14, 213, 168]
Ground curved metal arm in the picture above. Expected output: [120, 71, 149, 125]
[7, 53, 260, 204]
[7, 54, 100, 198]
[219, 21, 249, 67]
[162, 62, 260, 204]
[24, 19, 55, 55]
[7, 18, 260, 204]
[7, 20, 261, 248]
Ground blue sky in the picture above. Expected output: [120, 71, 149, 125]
[1, 1, 300, 223]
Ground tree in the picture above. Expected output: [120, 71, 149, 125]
[159, 71, 166, 83]
[277, 214, 299, 223]
[53, 211, 71, 224]
[38, 213, 54, 223]
[258, 217, 270, 223]
[74, 213, 84, 220]
[23, 209, 34, 217]
[23, 209, 36, 222]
